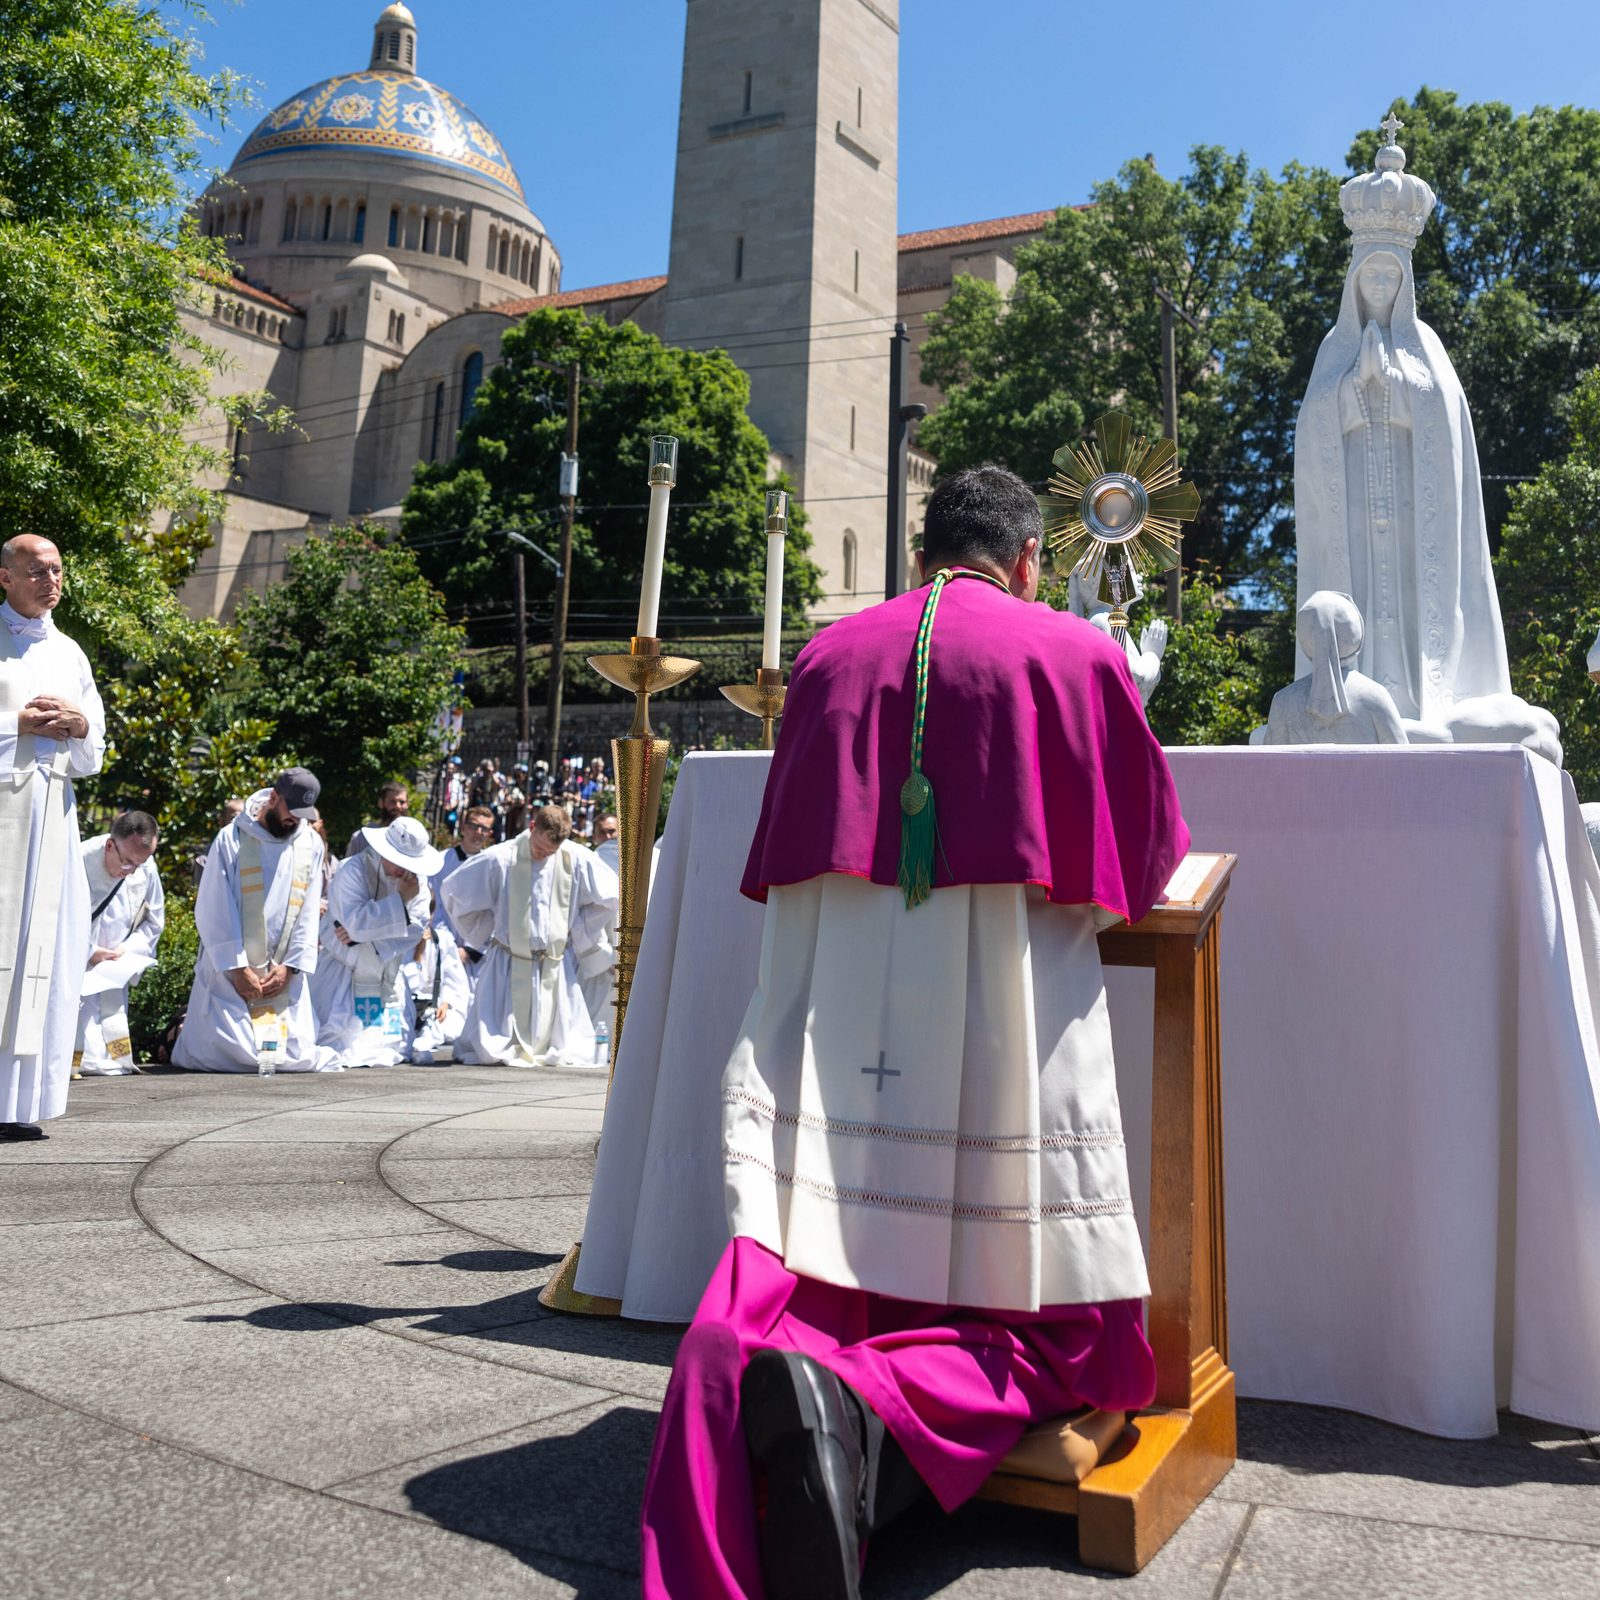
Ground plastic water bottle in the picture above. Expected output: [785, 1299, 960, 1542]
[593, 1016, 610, 1067]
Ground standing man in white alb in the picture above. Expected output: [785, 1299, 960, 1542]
[75, 811, 165, 1077]
[444, 804, 618, 1068]
[173, 768, 341, 1075]
[310, 815, 438, 1066]
[0, 536, 105, 1140]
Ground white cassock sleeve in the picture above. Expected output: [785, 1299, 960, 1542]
[66, 642, 105, 780]
[125, 863, 166, 965]
[441, 848, 505, 953]
[285, 834, 324, 974]
[570, 849, 620, 980]
[193, 824, 248, 973]
[322, 856, 422, 969]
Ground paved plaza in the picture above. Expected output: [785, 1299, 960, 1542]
[1, 1065, 1597, 1598]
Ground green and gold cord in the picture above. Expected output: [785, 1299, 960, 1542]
[897, 566, 1008, 909]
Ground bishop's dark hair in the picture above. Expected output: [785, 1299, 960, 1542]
[921, 463, 1042, 572]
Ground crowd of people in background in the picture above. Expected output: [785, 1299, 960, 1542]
[429, 753, 612, 845]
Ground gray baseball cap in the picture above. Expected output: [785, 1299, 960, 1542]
[272, 766, 321, 819]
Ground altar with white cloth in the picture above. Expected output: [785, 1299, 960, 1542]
[576, 745, 1600, 1439]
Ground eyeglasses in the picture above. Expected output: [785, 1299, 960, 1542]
[107, 835, 139, 875]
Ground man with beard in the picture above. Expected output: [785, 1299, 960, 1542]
[344, 780, 409, 861]
[173, 768, 341, 1074]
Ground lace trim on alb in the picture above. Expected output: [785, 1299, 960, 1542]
[723, 1088, 1125, 1154]
[725, 1147, 1133, 1225]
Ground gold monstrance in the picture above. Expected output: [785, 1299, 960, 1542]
[1039, 412, 1201, 639]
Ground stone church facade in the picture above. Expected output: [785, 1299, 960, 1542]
[179, 2, 1050, 623]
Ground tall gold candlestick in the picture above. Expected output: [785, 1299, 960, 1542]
[722, 667, 788, 750]
[539, 633, 700, 1316]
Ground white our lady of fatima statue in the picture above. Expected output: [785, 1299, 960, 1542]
[1290, 114, 1556, 759]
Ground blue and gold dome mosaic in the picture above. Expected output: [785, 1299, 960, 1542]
[236, 71, 524, 201]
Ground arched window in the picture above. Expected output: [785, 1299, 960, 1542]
[429, 381, 446, 461]
[388, 207, 400, 248]
[455, 217, 470, 261]
[354, 203, 366, 244]
[405, 35, 415, 66]
[387, 31, 400, 60]
[842, 530, 858, 594]
[497, 235, 510, 275]
[459, 352, 485, 428]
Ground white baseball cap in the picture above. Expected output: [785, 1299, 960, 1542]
[361, 815, 445, 878]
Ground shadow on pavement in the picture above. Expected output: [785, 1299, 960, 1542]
[404, 1405, 655, 1596]
[1238, 1399, 1600, 1486]
[188, 1246, 682, 1365]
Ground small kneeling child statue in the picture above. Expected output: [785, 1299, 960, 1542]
[1265, 591, 1408, 746]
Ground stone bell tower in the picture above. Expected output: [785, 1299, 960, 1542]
[663, 0, 899, 617]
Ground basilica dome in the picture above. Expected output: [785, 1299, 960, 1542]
[201, 5, 558, 316]
[235, 69, 524, 203]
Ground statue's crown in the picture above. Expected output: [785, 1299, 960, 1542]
[1340, 117, 1435, 250]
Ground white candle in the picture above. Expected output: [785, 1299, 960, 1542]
[636, 436, 678, 638]
[761, 490, 788, 672]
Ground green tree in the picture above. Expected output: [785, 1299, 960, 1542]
[918, 150, 1348, 582]
[1495, 368, 1600, 799]
[0, 0, 249, 631]
[232, 525, 466, 843]
[0, 1, 298, 863]
[403, 308, 822, 639]
[95, 609, 278, 882]
[1356, 91, 1600, 537]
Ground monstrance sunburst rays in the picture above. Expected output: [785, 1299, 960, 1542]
[1039, 411, 1202, 638]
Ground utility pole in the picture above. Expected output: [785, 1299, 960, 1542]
[545, 361, 581, 773]
[512, 551, 529, 760]
[884, 322, 927, 600]
[1152, 280, 1199, 622]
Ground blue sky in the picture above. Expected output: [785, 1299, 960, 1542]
[174, 0, 1600, 290]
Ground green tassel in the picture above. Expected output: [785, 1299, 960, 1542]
[898, 771, 938, 909]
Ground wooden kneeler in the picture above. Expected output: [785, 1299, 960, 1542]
[979, 853, 1237, 1574]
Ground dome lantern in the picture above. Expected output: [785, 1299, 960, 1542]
[369, 3, 418, 76]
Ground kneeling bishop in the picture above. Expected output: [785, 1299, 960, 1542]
[640, 466, 1190, 1600]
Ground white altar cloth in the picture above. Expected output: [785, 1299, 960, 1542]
[576, 747, 1600, 1439]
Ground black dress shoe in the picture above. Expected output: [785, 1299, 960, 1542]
[742, 1351, 866, 1600]
[0, 1123, 47, 1141]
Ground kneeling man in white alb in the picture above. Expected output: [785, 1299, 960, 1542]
[75, 810, 165, 1077]
[310, 815, 438, 1066]
[173, 769, 341, 1074]
[444, 804, 618, 1067]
